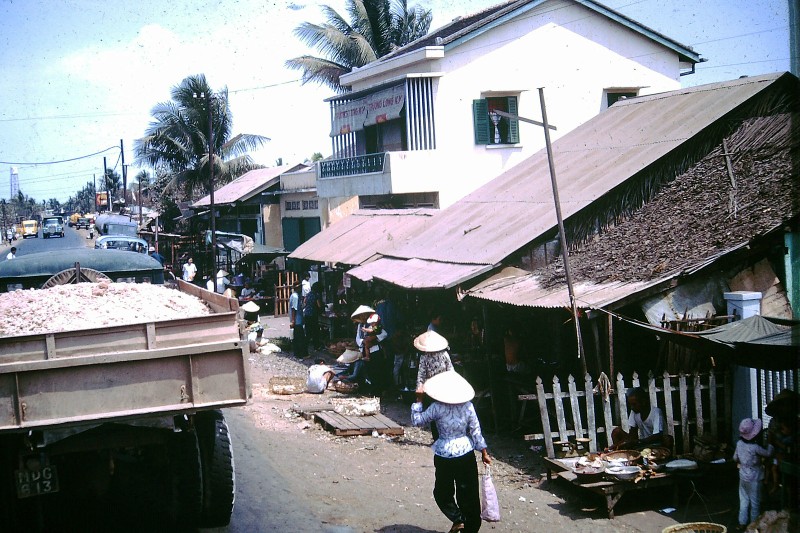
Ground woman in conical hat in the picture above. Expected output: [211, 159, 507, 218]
[411, 370, 491, 533]
[414, 330, 454, 395]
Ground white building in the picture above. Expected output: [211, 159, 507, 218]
[316, 0, 700, 213]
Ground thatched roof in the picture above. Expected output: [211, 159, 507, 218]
[536, 111, 800, 287]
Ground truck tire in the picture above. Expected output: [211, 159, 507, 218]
[196, 410, 235, 527]
[168, 430, 203, 529]
[41, 268, 111, 288]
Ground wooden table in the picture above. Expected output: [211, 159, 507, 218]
[543, 457, 678, 518]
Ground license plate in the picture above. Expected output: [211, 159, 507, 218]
[15, 465, 59, 498]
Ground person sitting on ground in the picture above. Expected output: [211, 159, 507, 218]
[608, 387, 674, 451]
[307, 358, 335, 394]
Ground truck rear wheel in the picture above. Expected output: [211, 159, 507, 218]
[196, 410, 235, 527]
[168, 430, 203, 529]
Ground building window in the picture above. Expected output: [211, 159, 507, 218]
[473, 96, 519, 145]
[285, 200, 301, 211]
[605, 89, 639, 109]
[302, 199, 318, 210]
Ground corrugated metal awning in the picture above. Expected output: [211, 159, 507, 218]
[349, 257, 494, 289]
[465, 266, 664, 309]
[288, 209, 436, 267]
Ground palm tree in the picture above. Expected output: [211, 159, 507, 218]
[286, 0, 432, 92]
[134, 74, 269, 199]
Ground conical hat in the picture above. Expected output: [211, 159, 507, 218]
[217, 269, 229, 277]
[337, 349, 362, 364]
[350, 305, 375, 319]
[423, 370, 474, 404]
[765, 389, 799, 417]
[241, 301, 260, 313]
[413, 331, 448, 353]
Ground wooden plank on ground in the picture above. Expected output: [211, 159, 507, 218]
[313, 411, 404, 436]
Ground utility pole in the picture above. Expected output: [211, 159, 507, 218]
[93, 174, 97, 212]
[120, 140, 127, 213]
[194, 91, 219, 292]
[138, 179, 143, 227]
[491, 90, 587, 374]
[103, 157, 109, 213]
[538, 88, 586, 375]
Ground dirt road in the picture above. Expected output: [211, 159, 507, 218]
[208, 328, 746, 532]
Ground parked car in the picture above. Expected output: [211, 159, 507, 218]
[94, 235, 149, 254]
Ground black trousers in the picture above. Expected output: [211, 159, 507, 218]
[433, 451, 481, 533]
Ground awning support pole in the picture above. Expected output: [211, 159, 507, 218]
[538, 88, 587, 375]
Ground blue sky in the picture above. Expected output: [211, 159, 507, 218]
[0, 0, 791, 203]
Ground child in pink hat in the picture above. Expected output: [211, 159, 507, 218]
[733, 418, 773, 530]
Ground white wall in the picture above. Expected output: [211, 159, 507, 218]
[341, 0, 688, 208]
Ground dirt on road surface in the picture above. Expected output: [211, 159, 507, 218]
[229, 319, 748, 533]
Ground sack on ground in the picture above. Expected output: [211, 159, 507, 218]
[479, 465, 501, 522]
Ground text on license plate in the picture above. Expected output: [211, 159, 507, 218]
[15, 465, 59, 498]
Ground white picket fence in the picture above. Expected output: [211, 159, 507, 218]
[519, 371, 731, 459]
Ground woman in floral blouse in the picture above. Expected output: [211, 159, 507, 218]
[412, 370, 491, 533]
[414, 330, 454, 392]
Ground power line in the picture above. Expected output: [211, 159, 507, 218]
[0, 146, 120, 166]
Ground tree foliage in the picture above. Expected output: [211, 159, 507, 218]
[134, 74, 269, 200]
[286, 0, 432, 92]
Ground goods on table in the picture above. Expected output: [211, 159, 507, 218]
[641, 446, 672, 462]
[572, 463, 604, 482]
[665, 458, 698, 471]
[604, 465, 641, 481]
[602, 450, 642, 466]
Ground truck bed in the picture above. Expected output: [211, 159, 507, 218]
[0, 281, 250, 432]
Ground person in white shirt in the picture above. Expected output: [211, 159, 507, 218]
[215, 269, 230, 294]
[306, 359, 334, 393]
[182, 257, 197, 282]
[6, 247, 16, 260]
[608, 387, 673, 451]
[301, 272, 311, 301]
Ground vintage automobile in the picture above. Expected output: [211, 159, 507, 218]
[75, 217, 91, 230]
[42, 216, 65, 238]
[94, 235, 149, 254]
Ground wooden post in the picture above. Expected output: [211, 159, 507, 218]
[709, 370, 718, 436]
[662, 371, 676, 448]
[679, 373, 690, 452]
[584, 373, 598, 453]
[536, 376, 554, 458]
[567, 375, 584, 441]
[694, 372, 705, 438]
[552, 376, 569, 443]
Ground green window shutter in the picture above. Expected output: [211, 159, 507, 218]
[506, 96, 520, 144]
[473, 99, 490, 145]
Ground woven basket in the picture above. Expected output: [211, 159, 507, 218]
[662, 522, 727, 533]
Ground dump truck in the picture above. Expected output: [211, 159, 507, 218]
[41, 216, 65, 238]
[0, 249, 250, 530]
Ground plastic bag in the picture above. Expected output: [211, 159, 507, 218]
[479, 465, 501, 522]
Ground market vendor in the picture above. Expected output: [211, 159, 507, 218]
[352, 304, 388, 393]
[608, 387, 673, 451]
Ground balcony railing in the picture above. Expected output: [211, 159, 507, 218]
[319, 152, 386, 178]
